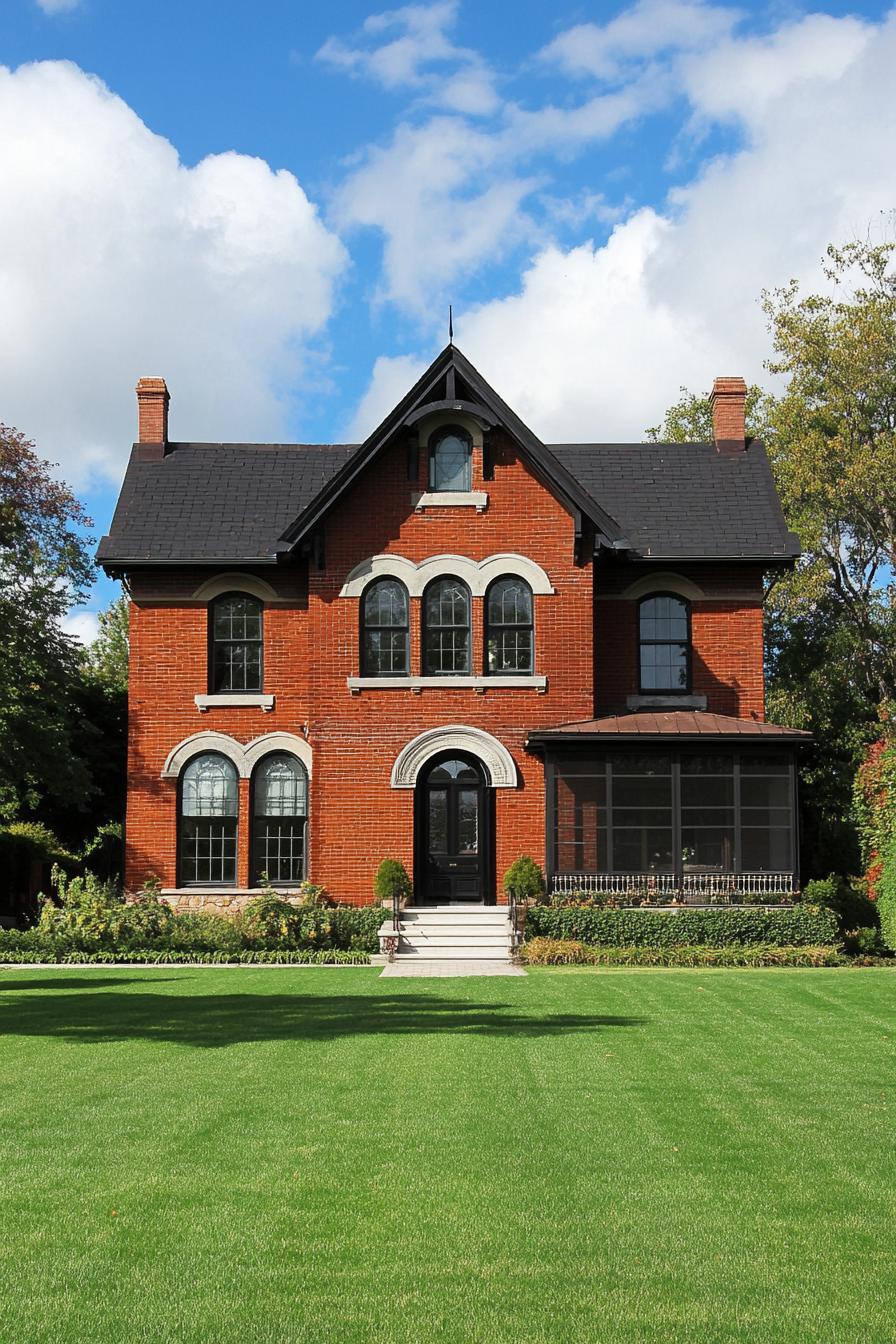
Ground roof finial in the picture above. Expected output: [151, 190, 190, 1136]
[448, 304, 454, 344]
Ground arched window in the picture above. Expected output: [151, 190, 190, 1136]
[423, 577, 471, 675]
[251, 753, 308, 886]
[179, 753, 238, 886]
[210, 592, 263, 693]
[639, 594, 690, 692]
[485, 576, 533, 674]
[429, 427, 472, 492]
[361, 578, 409, 676]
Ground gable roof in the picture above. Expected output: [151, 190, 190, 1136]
[275, 343, 627, 554]
[97, 344, 799, 569]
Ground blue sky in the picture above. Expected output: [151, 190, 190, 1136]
[1, 0, 894, 637]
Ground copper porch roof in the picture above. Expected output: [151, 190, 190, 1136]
[529, 712, 811, 739]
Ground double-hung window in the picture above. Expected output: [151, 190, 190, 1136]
[210, 593, 263, 692]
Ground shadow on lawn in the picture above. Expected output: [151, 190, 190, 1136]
[0, 985, 645, 1047]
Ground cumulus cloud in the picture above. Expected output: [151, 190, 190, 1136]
[0, 61, 347, 486]
[351, 7, 896, 443]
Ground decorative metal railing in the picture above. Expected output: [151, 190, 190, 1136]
[508, 888, 524, 961]
[550, 872, 795, 903]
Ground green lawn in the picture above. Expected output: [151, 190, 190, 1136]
[1, 968, 894, 1344]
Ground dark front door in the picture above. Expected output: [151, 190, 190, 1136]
[419, 754, 487, 904]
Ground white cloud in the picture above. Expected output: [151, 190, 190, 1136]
[0, 60, 347, 486]
[35, 0, 81, 13]
[62, 609, 99, 645]
[539, 0, 741, 83]
[317, 1, 499, 114]
[352, 8, 896, 443]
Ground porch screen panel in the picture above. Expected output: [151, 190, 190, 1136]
[680, 755, 735, 873]
[555, 760, 608, 872]
[610, 754, 674, 872]
[740, 755, 793, 870]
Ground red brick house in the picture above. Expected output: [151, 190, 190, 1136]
[98, 344, 808, 916]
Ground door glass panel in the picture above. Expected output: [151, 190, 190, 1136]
[458, 789, 479, 854]
[428, 790, 448, 854]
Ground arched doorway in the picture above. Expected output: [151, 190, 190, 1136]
[415, 751, 493, 904]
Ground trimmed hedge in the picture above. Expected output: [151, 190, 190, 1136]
[0, 940, 369, 965]
[522, 938, 848, 968]
[525, 904, 839, 948]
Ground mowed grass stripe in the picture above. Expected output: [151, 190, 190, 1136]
[0, 967, 893, 1343]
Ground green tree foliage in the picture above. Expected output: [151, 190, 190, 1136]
[0, 425, 93, 820]
[648, 240, 896, 878]
[82, 594, 129, 695]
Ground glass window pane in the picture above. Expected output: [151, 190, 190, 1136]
[458, 790, 479, 854]
[431, 433, 471, 491]
[740, 777, 791, 809]
[428, 790, 448, 853]
[424, 580, 471, 674]
[254, 754, 307, 816]
[180, 818, 237, 884]
[612, 828, 675, 872]
[488, 579, 532, 625]
[253, 820, 305, 884]
[182, 754, 238, 817]
[364, 580, 407, 627]
[429, 759, 479, 782]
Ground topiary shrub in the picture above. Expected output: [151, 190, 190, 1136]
[373, 859, 412, 907]
[503, 856, 545, 903]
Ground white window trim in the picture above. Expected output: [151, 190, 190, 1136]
[348, 674, 547, 693]
[391, 725, 518, 789]
[161, 730, 312, 779]
[340, 552, 554, 599]
[195, 694, 275, 712]
[414, 491, 488, 512]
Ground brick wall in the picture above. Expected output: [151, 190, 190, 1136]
[125, 431, 594, 902]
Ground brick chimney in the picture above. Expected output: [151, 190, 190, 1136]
[710, 376, 747, 454]
[135, 377, 170, 458]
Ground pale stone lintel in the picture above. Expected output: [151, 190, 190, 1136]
[348, 675, 547, 694]
[195, 694, 275, 712]
[413, 491, 488, 512]
[626, 693, 708, 711]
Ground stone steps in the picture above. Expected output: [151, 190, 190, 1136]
[379, 904, 514, 963]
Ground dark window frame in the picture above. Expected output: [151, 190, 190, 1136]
[427, 424, 473, 493]
[249, 751, 309, 887]
[360, 577, 410, 677]
[208, 591, 264, 694]
[637, 592, 692, 695]
[422, 575, 473, 676]
[547, 748, 797, 882]
[177, 751, 239, 888]
[484, 574, 534, 676]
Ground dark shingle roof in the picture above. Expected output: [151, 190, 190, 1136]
[97, 443, 358, 564]
[549, 441, 798, 559]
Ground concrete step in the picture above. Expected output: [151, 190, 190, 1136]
[401, 907, 509, 924]
[398, 921, 509, 936]
[399, 934, 510, 950]
[395, 944, 512, 961]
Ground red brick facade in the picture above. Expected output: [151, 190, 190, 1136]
[123, 426, 768, 906]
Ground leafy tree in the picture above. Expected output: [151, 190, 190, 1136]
[0, 425, 93, 820]
[647, 240, 896, 878]
[82, 594, 129, 695]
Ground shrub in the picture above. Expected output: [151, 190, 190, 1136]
[373, 859, 412, 907]
[240, 893, 305, 947]
[37, 866, 174, 951]
[521, 938, 849, 968]
[503, 856, 545, 903]
[802, 875, 879, 933]
[525, 904, 840, 948]
[842, 925, 889, 957]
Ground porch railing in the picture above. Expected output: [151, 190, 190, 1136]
[549, 872, 796, 903]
